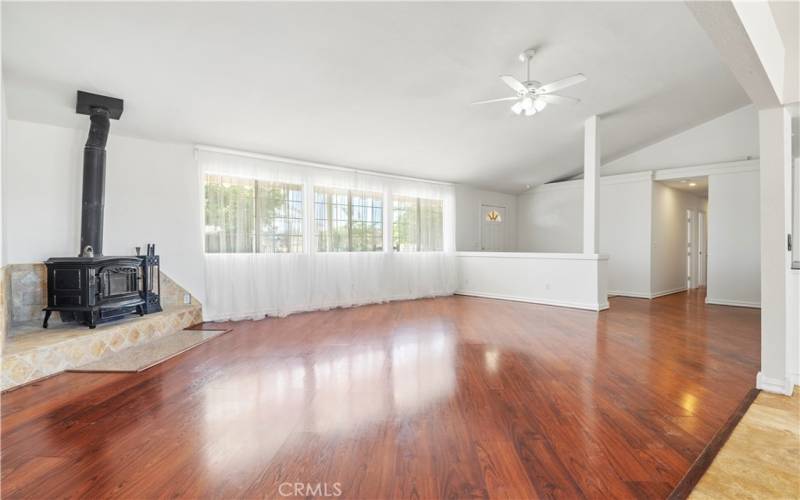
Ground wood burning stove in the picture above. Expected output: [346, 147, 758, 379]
[42, 91, 160, 329]
[43, 256, 145, 329]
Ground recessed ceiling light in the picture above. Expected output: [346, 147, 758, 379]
[689, 182, 697, 187]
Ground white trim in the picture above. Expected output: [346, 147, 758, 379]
[705, 297, 762, 308]
[790, 372, 800, 387]
[608, 290, 651, 299]
[653, 159, 759, 181]
[195, 144, 454, 187]
[456, 251, 609, 261]
[455, 291, 609, 312]
[756, 371, 794, 395]
[203, 292, 455, 322]
[650, 287, 687, 298]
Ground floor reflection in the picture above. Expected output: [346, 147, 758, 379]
[201, 330, 455, 475]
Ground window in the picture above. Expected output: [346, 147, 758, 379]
[204, 174, 303, 253]
[392, 196, 443, 251]
[314, 187, 383, 252]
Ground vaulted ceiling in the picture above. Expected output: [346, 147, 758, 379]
[2, 2, 749, 192]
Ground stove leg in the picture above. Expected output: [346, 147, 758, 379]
[43, 310, 52, 329]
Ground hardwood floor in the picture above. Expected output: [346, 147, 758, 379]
[1, 290, 760, 499]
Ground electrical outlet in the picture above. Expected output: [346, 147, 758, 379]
[183, 293, 191, 305]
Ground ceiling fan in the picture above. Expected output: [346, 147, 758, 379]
[472, 48, 586, 116]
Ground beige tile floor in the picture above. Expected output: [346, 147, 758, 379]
[691, 389, 800, 499]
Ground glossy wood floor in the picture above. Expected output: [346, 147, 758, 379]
[2, 290, 760, 499]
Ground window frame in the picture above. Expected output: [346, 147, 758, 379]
[203, 174, 305, 254]
[392, 195, 444, 252]
[313, 186, 384, 253]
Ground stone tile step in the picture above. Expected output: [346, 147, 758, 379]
[69, 328, 228, 372]
[2, 305, 202, 391]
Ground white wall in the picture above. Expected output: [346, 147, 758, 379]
[456, 252, 608, 311]
[517, 173, 653, 297]
[650, 183, 706, 297]
[602, 106, 758, 176]
[706, 169, 761, 307]
[1, 83, 5, 268]
[601, 175, 652, 298]
[794, 158, 799, 265]
[455, 185, 517, 251]
[789, 269, 800, 386]
[5, 119, 205, 303]
[517, 182, 582, 253]
[5, 118, 518, 307]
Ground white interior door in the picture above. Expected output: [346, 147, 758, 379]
[481, 205, 507, 251]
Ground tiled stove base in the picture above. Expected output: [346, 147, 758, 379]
[2, 304, 202, 391]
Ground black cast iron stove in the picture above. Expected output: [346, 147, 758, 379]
[42, 91, 156, 329]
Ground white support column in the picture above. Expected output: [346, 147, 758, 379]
[756, 106, 793, 395]
[583, 115, 600, 254]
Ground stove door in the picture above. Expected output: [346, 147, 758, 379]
[98, 265, 140, 301]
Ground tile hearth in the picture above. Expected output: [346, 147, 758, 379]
[3, 304, 202, 391]
[1, 263, 204, 390]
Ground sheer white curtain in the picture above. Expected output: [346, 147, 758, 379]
[198, 148, 457, 321]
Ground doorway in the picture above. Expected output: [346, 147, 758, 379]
[480, 204, 507, 251]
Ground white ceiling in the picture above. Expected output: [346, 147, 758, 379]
[2, 2, 749, 192]
[659, 177, 709, 198]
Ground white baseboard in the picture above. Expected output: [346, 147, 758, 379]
[608, 290, 651, 299]
[705, 297, 761, 308]
[455, 291, 609, 311]
[650, 287, 687, 299]
[204, 291, 455, 322]
[756, 372, 794, 395]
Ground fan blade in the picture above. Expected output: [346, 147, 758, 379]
[535, 74, 587, 94]
[471, 96, 518, 105]
[500, 75, 528, 94]
[537, 94, 581, 105]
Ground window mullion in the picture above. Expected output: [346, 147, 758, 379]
[416, 197, 421, 252]
[254, 180, 260, 254]
[348, 191, 353, 252]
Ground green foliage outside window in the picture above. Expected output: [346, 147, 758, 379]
[205, 175, 303, 253]
[392, 196, 443, 251]
[314, 187, 383, 252]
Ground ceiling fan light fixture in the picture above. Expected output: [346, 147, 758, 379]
[524, 107, 537, 117]
[511, 101, 525, 115]
[521, 96, 534, 110]
[533, 99, 547, 112]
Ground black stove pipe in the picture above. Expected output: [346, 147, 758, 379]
[79, 108, 110, 257]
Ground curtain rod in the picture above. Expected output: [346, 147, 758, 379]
[195, 145, 454, 186]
